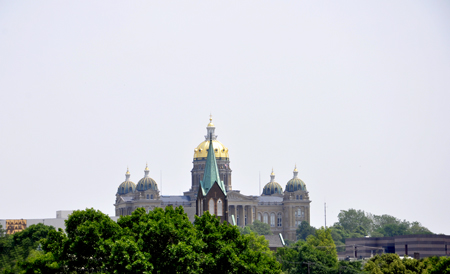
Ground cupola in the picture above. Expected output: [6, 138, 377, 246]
[117, 167, 136, 195]
[136, 163, 158, 191]
[262, 169, 283, 195]
[285, 165, 307, 192]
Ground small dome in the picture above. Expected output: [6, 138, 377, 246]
[118, 168, 136, 195]
[285, 166, 306, 192]
[262, 170, 283, 195]
[136, 164, 158, 191]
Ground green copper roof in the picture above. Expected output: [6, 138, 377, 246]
[200, 136, 227, 196]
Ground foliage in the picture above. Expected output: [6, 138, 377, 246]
[364, 254, 450, 274]
[276, 240, 338, 274]
[428, 256, 450, 274]
[364, 253, 407, 274]
[337, 209, 372, 235]
[296, 221, 316, 241]
[306, 227, 338, 264]
[240, 220, 273, 236]
[335, 209, 433, 239]
[0, 223, 55, 273]
[21, 207, 281, 273]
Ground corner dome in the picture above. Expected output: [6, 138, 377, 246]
[194, 116, 229, 160]
[262, 170, 283, 195]
[136, 164, 158, 191]
[285, 166, 306, 192]
[118, 168, 136, 195]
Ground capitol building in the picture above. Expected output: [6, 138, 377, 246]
[114, 117, 311, 241]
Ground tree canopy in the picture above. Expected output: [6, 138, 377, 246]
[18, 207, 281, 274]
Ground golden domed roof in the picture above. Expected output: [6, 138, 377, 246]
[194, 140, 229, 160]
[194, 116, 229, 160]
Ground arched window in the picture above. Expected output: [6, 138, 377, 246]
[296, 195, 299, 200]
[270, 213, 275, 227]
[258, 212, 262, 222]
[217, 199, 223, 216]
[277, 213, 282, 227]
[263, 213, 269, 224]
[151, 194, 153, 199]
[122, 187, 124, 193]
[129, 187, 132, 192]
[300, 195, 303, 200]
[209, 199, 215, 214]
[290, 185, 293, 191]
[146, 194, 149, 199]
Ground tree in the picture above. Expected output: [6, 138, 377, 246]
[296, 221, 316, 241]
[364, 253, 407, 274]
[0, 223, 55, 273]
[336, 209, 372, 234]
[306, 227, 338, 263]
[22, 207, 281, 274]
[243, 220, 273, 236]
[195, 212, 280, 273]
[276, 240, 337, 274]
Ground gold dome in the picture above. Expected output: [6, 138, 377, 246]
[194, 140, 229, 160]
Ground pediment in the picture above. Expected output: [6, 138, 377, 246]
[227, 191, 254, 201]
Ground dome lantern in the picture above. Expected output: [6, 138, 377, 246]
[205, 114, 217, 140]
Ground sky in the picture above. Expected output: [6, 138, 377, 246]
[1, 1, 449, 234]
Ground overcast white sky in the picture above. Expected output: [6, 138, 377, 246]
[1, 1, 449, 234]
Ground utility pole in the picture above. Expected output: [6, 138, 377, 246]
[302, 262, 314, 274]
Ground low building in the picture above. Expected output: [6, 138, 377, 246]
[344, 234, 450, 259]
[0, 211, 119, 234]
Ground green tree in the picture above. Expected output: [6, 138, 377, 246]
[194, 211, 280, 273]
[22, 207, 281, 274]
[409, 222, 433, 235]
[296, 221, 316, 241]
[306, 227, 338, 263]
[242, 220, 273, 236]
[364, 253, 406, 274]
[336, 209, 372, 234]
[429, 256, 450, 274]
[0, 223, 55, 273]
[276, 240, 337, 274]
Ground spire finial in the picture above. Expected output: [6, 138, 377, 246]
[209, 113, 212, 122]
[270, 168, 275, 182]
[293, 164, 299, 177]
[144, 163, 150, 176]
[125, 167, 130, 180]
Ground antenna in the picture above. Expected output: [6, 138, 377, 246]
[259, 172, 261, 195]
[324, 202, 327, 228]
[160, 170, 162, 195]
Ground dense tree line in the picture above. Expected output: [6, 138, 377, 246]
[0, 223, 55, 273]
[1, 207, 280, 273]
[0, 207, 442, 274]
[296, 209, 433, 249]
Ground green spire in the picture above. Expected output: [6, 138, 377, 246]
[200, 134, 227, 196]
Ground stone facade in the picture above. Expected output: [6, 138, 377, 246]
[114, 117, 311, 241]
